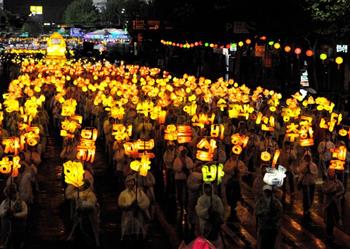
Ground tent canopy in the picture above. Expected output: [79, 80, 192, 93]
[84, 28, 130, 40]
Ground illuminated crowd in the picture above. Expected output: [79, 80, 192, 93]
[0, 55, 348, 249]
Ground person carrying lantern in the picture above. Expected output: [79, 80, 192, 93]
[173, 146, 194, 216]
[278, 141, 297, 203]
[297, 152, 318, 219]
[255, 185, 283, 249]
[195, 183, 224, 245]
[65, 179, 100, 248]
[118, 174, 150, 243]
[0, 183, 28, 249]
[322, 168, 344, 242]
[317, 132, 335, 180]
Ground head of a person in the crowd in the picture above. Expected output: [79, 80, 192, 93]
[263, 185, 273, 200]
[5, 183, 18, 201]
[125, 175, 136, 190]
[80, 179, 91, 191]
[325, 132, 331, 141]
[283, 141, 292, 151]
[304, 152, 312, 163]
[260, 164, 269, 175]
[328, 168, 336, 180]
[203, 183, 212, 196]
[230, 152, 239, 160]
[167, 142, 176, 151]
[179, 146, 188, 157]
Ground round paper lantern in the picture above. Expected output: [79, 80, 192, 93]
[245, 39, 252, 45]
[261, 151, 271, 162]
[294, 48, 302, 55]
[306, 50, 313, 57]
[238, 41, 244, 47]
[284, 46, 291, 53]
[274, 43, 281, 49]
[320, 53, 327, 60]
[335, 56, 343, 65]
[268, 41, 274, 46]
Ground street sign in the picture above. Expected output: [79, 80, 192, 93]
[300, 69, 309, 87]
[336, 44, 348, 53]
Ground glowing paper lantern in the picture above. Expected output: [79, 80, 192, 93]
[335, 56, 343, 65]
[238, 41, 244, 47]
[263, 165, 287, 187]
[320, 53, 327, 61]
[271, 149, 280, 168]
[245, 39, 252, 45]
[0, 156, 21, 177]
[63, 161, 84, 188]
[294, 48, 301, 55]
[130, 154, 151, 176]
[202, 164, 224, 184]
[306, 50, 313, 57]
[46, 32, 67, 59]
[284, 46, 291, 53]
[261, 151, 271, 162]
[273, 43, 281, 49]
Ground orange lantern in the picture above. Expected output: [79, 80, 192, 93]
[232, 145, 243, 155]
[0, 156, 21, 177]
[177, 125, 193, 144]
[284, 46, 291, 53]
[271, 149, 280, 168]
[305, 50, 313, 57]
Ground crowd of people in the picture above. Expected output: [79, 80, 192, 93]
[0, 57, 348, 249]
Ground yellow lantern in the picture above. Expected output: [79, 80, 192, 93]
[261, 151, 271, 162]
[46, 32, 66, 59]
[63, 161, 84, 188]
[130, 154, 151, 176]
[202, 164, 224, 184]
[335, 56, 343, 65]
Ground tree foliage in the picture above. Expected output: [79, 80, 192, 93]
[304, 0, 350, 22]
[303, 0, 350, 34]
[63, 0, 99, 26]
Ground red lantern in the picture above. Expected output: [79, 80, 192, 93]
[306, 50, 313, 57]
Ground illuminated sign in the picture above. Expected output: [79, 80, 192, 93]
[30, 6, 43, 15]
[336, 44, 348, 53]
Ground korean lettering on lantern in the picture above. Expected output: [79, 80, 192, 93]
[255, 112, 275, 132]
[76, 128, 98, 163]
[299, 116, 314, 147]
[60, 115, 82, 138]
[2, 137, 23, 155]
[130, 154, 151, 176]
[228, 104, 254, 119]
[0, 156, 21, 177]
[231, 133, 249, 155]
[164, 125, 193, 144]
[202, 164, 224, 184]
[123, 139, 155, 158]
[319, 113, 342, 132]
[329, 145, 347, 171]
[112, 124, 132, 141]
[192, 113, 215, 128]
[196, 138, 217, 161]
